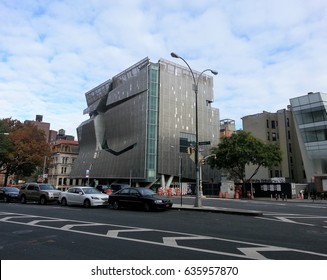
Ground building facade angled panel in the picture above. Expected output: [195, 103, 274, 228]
[290, 92, 327, 188]
[71, 60, 150, 182]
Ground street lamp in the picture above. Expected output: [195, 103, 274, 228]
[171, 52, 218, 207]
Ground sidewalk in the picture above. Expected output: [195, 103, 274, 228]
[250, 197, 327, 203]
[171, 203, 263, 216]
[170, 196, 327, 216]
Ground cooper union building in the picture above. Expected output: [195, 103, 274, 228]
[70, 57, 220, 189]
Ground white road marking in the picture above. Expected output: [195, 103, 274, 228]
[1, 211, 327, 259]
[162, 236, 212, 246]
[107, 228, 153, 238]
[238, 246, 290, 260]
[60, 223, 104, 230]
[257, 214, 327, 227]
[27, 219, 67, 225]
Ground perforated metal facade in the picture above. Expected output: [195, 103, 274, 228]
[70, 57, 219, 185]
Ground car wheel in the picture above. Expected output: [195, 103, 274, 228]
[112, 200, 120, 210]
[40, 196, 47, 205]
[21, 195, 26, 204]
[143, 202, 151, 212]
[83, 199, 91, 208]
[61, 198, 67, 206]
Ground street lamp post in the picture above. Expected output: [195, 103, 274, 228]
[199, 154, 216, 197]
[171, 52, 218, 207]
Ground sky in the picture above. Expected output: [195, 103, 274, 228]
[1, 0, 326, 139]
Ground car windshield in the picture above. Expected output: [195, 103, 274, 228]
[4, 187, 19, 192]
[83, 188, 101, 194]
[138, 188, 156, 196]
[39, 184, 56, 190]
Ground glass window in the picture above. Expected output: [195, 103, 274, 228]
[130, 189, 139, 196]
[180, 132, 196, 153]
[120, 188, 130, 195]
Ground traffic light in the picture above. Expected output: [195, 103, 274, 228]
[187, 147, 193, 155]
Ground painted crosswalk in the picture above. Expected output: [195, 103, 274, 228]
[257, 212, 327, 227]
[1, 211, 327, 260]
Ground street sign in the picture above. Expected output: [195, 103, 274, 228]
[86, 169, 90, 178]
[199, 141, 211, 146]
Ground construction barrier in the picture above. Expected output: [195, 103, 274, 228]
[168, 188, 173, 196]
[235, 191, 239, 199]
[218, 191, 223, 198]
[225, 192, 229, 198]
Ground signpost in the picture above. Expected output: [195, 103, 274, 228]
[86, 169, 90, 185]
[199, 141, 211, 146]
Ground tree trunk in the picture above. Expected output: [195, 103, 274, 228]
[3, 169, 9, 186]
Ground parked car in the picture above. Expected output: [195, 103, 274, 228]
[59, 186, 109, 207]
[19, 182, 61, 205]
[0, 186, 20, 203]
[108, 187, 173, 211]
[96, 184, 129, 195]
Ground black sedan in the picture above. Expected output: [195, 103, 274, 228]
[108, 187, 173, 211]
[0, 187, 20, 203]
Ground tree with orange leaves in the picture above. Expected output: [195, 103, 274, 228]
[0, 118, 51, 186]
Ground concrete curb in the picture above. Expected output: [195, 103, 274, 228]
[171, 204, 263, 216]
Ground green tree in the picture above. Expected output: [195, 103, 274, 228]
[209, 131, 282, 189]
[0, 118, 51, 186]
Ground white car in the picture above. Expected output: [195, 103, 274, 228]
[59, 186, 109, 207]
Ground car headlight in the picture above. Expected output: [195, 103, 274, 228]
[91, 196, 100, 200]
[48, 193, 54, 198]
[154, 200, 163, 204]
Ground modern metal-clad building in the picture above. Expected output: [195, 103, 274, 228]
[290, 92, 327, 191]
[70, 57, 219, 187]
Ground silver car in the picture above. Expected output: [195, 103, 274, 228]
[19, 183, 61, 205]
[59, 186, 109, 207]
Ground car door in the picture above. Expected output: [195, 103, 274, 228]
[115, 188, 130, 207]
[64, 188, 76, 205]
[73, 187, 85, 205]
[30, 184, 39, 201]
[129, 188, 143, 208]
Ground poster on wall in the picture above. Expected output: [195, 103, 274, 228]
[323, 179, 327, 191]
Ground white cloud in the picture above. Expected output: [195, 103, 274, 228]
[0, 0, 326, 135]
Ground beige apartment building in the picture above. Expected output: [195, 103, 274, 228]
[47, 139, 79, 190]
[242, 109, 306, 183]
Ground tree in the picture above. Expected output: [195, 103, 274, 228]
[209, 131, 282, 192]
[0, 118, 51, 186]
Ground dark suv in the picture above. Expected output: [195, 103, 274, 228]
[96, 184, 129, 195]
[19, 182, 61, 205]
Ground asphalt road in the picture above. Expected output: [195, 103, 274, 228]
[0, 198, 326, 260]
